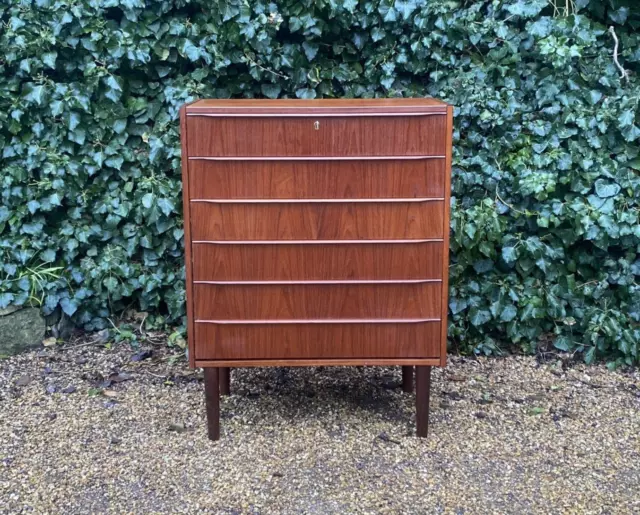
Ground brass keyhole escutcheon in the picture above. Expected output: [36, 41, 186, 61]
[314, 121, 320, 130]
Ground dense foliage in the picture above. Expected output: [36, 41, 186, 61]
[1, 0, 639, 365]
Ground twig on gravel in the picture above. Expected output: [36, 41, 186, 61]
[571, 376, 611, 389]
[59, 340, 103, 351]
[145, 370, 167, 379]
[138, 313, 148, 334]
[576, 378, 602, 388]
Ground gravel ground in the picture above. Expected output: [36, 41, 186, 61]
[1, 343, 639, 514]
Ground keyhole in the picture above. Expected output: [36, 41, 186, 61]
[314, 121, 320, 130]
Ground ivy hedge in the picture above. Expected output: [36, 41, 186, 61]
[1, 0, 639, 365]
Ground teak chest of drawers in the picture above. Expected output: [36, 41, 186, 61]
[179, 99, 453, 440]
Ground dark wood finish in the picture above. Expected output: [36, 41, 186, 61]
[193, 282, 441, 321]
[203, 368, 220, 441]
[190, 200, 444, 241]
[196, 358, 442, 368]
[416, 366, 432, 437]
[188, 98, 446, 114]
[219, 367, 230, 396]
[187, 116, 446, 157]
[189, 159, 445, 199]
[192, 241, 443, 281]
[402, 366, 413, 393]
[194, 321, 441, 360]
[180, 103, 196, 368]
[440, 106, 454, 367]
[181, 99, 452, 438]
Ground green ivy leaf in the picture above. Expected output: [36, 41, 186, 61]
[103, 276, 118, 292]
[506, 0, 547, 18]
[343, 0, 358, 13]
[378, 5, 397, 22]
[60, 297, 78, 316]
[500, 305, 517, 322]
[261, 84, 281, 99]
[23, 84, 45, 105]
[69, 112, 81, 131]
[609, 7, 629, 24]
[394, 0, 417, 20]
[594, 179, 621, 198]
[470, 309, 492, 327]
[501, 246, 518, 264]
[618, 109, 635, 128]
[157, 198, 174, 216]
[584, 346, 597, 364]
[302, 42, 318, 61]
[0, 293, 15, 309]
[142, 193, 155, 209]
[42, 51, 57, 69]
[295, 88, 316, 99]
[554, 337, 570, 352]
[113, 119, 127, 134]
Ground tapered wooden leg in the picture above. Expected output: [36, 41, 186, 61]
[416, 366, 432, 438]
[219, 367, 230, 396]
[402, 366, 413, 393]
[204, 368, 220, 441]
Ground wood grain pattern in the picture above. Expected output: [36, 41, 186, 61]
[194, 321, 441, 360]
[191, 241, 443, 281]
[190, 201, 444, 241]
[182, 99, 453, 439]
[188, 159, 445, 199]
[195, 359, 442, 367]
[187, 98, 447, 115]
[182, 98, 452, 370]
[440, 105, 454, 367]
[179, 103, 196, 368]
[193, 283, 441, 321]
[187, 116, 446, 157]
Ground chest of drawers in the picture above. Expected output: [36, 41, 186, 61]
[179, 99, 453, 440]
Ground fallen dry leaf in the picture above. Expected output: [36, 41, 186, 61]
[42, 337, 57, 348]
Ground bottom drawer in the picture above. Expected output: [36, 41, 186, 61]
[194, 321, 441, 360]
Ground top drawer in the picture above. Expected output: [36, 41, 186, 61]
[185, 115, 447, 157]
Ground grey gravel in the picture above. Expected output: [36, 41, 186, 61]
[1, 344, 639, 514]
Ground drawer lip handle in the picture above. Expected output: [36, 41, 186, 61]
[194, 318, 441, 325]
[192, 239, 444, 245]
[190, 198, 445, 204]
[193, 279, 442, 285]
[188, 155, 445, 161]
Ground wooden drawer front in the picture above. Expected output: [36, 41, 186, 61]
[193, 283, 441, 321]
[192, 241, 443, 281]
[186, 116, 446, 157]
[188, 159, 445, 199]
[190, 201, 444, 241]
[194, 321, 441, 360]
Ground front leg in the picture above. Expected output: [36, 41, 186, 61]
[415, 366, 432, 437]
[204, 368, 220, 440]
[402, 366, 413, 393]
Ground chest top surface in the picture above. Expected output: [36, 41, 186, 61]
[185, 98, 449, 116]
